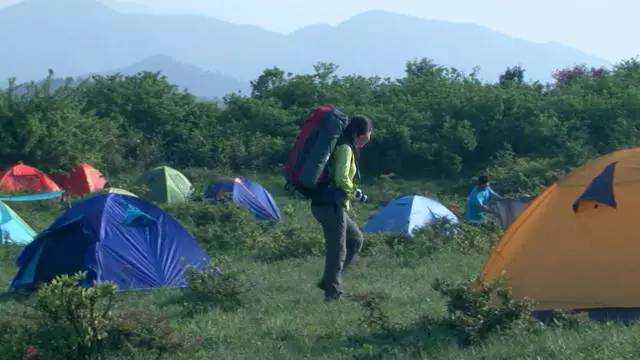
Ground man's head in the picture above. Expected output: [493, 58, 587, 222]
[477, 175, 489, 189]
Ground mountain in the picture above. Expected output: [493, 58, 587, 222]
[104, 55, 249, 99]
[8, 55, 249, 100]
[96, 0, 159, 14]
[286, 11, 609, 81]
[0, 0, 285, 82]
[0, 0, 609, 87]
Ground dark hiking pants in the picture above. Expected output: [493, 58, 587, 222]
[311, 204, 364, 299]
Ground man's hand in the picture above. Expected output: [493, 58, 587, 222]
[355, 188, 368, 203]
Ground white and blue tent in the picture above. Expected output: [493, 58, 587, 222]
[363, 195, 458, 237]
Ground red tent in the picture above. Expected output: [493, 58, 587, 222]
[66, 163, 107, 196]
[50, 173, 69, 190]
[0, 164, 61, 193]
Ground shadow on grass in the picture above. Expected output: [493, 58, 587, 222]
[342, 316, 464, 360]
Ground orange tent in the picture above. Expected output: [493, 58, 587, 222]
[0, 164, 61, 193]
[481, 148, 640, 314]
[66, 163, 107, 196]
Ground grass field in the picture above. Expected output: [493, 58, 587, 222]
[2, 171, 640, 359]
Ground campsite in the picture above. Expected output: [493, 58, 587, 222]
[2, 0, 640, 358]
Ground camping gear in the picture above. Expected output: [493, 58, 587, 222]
[50, 173, 68, 190]
[0, 192, 64, 202]
[95, 187, 138, 197]
[489, 195, 533, 229]
[0, 201, 36, 245]
[11, 194, 209, 290]
[481, 148, 640, 318]
[284, 106, 350, 197]
[205, 177, 281, 221]
[65, 163, 108, 196]
[0, 164, 61, 193]
[363, 195, 459, 237]
[139, 166, 193, 204]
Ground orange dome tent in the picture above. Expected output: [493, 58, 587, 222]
[66, 163, 107, 196]
[480, 148, 640, 319]
[0, 164, 61, 193]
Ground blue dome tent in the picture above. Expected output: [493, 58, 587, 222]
[363, 195, 458, 236]
[11, 194, 209, 290]
[205, 177, 281, 221]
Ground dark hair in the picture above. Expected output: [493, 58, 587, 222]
[342, 115, 373, 158]
[345, 115, 372, 140]
[478, 175, 489, 185]
[342, 115, 373, 159]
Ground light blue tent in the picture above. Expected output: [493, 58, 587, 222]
[363, 195, 459, 237]
[0, 201, 37, 245]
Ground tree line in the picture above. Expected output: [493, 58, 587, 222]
[1, 58, 639, 193]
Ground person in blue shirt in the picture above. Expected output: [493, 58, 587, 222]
[464, 175, 502, 224]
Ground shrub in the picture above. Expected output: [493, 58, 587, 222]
[353, 292, 396, 335]
[449, 221, 502, 254]
[181, 262, 251, 315]
[0, 312, 32, 360]
[33, 272, 117, 360]
[361, 219, 498, 261]
[165, 202, 264, 253]
[250, 222, 324, 262]
[0, 272, 195, 360]
[106, 309, 199, 359]
[486, 149, 564, 195]
[432, 277, 535, 345]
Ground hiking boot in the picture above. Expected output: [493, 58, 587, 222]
[324, 293, 343, 303]
[324, 290, 347, 303]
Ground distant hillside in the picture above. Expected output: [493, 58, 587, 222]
[0, 0, 610, 85]
[7, 55, 248, 100]
[97, 0, 158, 14]
[107, 55, 249, 99]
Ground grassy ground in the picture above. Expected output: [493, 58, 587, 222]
[2, 171, 640, 359]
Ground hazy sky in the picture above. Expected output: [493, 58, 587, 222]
[1, 0, 637, 62]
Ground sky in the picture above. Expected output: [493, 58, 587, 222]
[0, 0, 637, 62]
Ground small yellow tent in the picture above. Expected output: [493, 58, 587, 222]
[481, 148, 640, 313]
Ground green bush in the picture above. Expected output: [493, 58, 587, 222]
[353, 292, 396, 335]
[449, 221, 502, 254]
[164, 202, 264, 254]
[106, 309, 199, 359]
[166, 201, 326, 262]
[0, 272, 195, 360]
[0, 312, 32, 360]
[250, 222, 324, 262]
[486, 148, 566, 195]
[361, 220, 499, 261]
[181, 262, 251, 315]
[33, 272, 118, 360]
[432, 277, 535, 345]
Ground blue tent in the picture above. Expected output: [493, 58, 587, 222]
[0, 201, 37, 245]
[363, 195, 459, 236]
[205, 177, 281, 221]
[11, 194, 209, 290]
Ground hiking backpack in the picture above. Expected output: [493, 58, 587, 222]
[284, 106, 350, 197]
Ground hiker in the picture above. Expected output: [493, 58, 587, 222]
[464, 175, 502, 224]
[312, 115, 373, 302]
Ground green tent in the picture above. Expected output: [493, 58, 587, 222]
[93, 187, 138, 198]
[139, 166, 193, 204]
